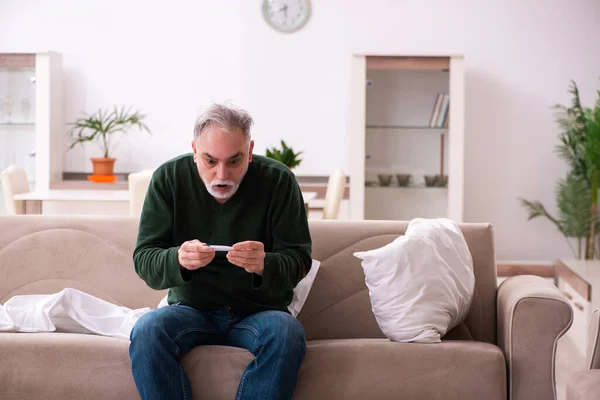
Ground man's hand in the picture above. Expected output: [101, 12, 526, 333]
[178, 240, 215, 270]
[227, 241, 266, 275]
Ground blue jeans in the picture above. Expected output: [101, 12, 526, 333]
[128, 303, 307, 400]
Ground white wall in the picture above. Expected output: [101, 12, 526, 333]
[1, 0, 599, 261]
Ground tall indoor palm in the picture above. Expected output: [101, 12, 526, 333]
[581, 92, 600, 258]
[520, 80, 600, 259]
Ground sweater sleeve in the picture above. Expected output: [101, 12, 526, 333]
[132, 169, 191, 290]
[252, 172, 313, 291]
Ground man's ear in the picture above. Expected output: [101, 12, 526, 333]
[191, 140, 197, 162]
[248, 140, 254, 162]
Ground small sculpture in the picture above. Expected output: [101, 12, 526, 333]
[4, 95, 14, 122]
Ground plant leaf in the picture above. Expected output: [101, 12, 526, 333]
[66, 105, 151, 157]
[265, 140, 303, 169]
[556, 173, 592, 238]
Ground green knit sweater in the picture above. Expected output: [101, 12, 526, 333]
[132, 153, 312, 314]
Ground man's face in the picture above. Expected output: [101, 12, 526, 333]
[192, 124, 254, 203]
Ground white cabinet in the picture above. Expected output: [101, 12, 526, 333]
[0, 52, 64, 192]
[555, 259, 600, 359]
[557, 278, 591, 357]
[349, 55, 465, 222]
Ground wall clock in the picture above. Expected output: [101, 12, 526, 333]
[262, 0, 312, 33]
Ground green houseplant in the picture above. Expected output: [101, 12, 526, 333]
[519, 80, 600, 259]
[67, 105, 151, 178]
[265, 140, 303, 169]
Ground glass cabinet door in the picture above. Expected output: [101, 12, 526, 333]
[0, 62, 36, 188]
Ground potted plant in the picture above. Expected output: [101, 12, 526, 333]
[265, 140, 303, 169]
[519, 80, 600, 259]
[67, 105, 151, 179]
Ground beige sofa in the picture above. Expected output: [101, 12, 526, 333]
[0, 215, 572, 400]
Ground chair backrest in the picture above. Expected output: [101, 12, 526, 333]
[0, 165, 30, 215]
[322, 168, 345, 220]
[128, 170, 154, 217]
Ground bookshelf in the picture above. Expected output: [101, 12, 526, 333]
[0, 122, 36, 127]
[349, 55, 465, 222]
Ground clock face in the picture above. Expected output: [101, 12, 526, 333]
[262, 0, 311, 33]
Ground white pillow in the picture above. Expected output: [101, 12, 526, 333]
[157, 259, 321, 318]
[353, 218, 475, 343]
[288, 259, 321, 317]
[157, 294, 169, 309]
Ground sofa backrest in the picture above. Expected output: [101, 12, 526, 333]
[299, 219, 497, 345]
[0, 216, 498, 345]
[0, 216, 165, 311]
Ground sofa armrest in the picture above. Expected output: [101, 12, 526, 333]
[497, 275, 573, 400]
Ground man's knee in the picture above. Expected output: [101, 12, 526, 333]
[261, 311, 306, 352]
[280, 313, 306, 341]
[130, 308, 166, 344]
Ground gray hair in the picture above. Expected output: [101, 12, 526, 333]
[193, 102, 253, 139]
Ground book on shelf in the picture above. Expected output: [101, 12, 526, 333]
[429, 92, 449, 128]
[443, 104, 449, 128]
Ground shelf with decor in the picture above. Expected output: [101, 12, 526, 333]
[366, 125, 448, 130]
[349, 55, 465, 222]
[365, 182, 448, 189]
[362, 59, 454, 221]
[0, 52, 63, 192]
[0, 122, 36, 127]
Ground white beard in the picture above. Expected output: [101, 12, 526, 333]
[201, 164, 248, 201]
[205, 179, 239, 200]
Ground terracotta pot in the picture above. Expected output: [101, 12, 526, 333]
[90, 157, 116, 176]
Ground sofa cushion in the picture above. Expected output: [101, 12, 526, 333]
[1, 333, 504, 400]
[0, 332, 138, 400]
[353, 218, 475, 343]
[183, 339, 506, 400]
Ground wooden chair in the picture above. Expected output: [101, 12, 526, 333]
[322, 168, 345, 220]
[1, 165, 30, 215]
[128, 169, 154, 217]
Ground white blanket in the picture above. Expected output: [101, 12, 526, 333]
[0, 288, 151, 339]
[1, 258, 323, 340]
